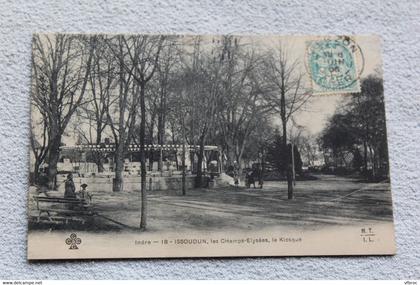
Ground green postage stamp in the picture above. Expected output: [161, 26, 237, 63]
[306, 36, 364, 94]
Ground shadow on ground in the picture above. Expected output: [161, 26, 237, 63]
[28, 174, 394, 233]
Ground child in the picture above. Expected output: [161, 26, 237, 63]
[78, 183, 92, 202]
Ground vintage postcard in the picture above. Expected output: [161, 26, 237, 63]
[28, 34, 395, 259]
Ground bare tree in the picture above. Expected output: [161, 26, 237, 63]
[215, 36, 271, 172]
[175, 36, 225, 187]
[74, 36, 116, 172]
[138, 40, 178, 172]
[105, 35, 139, 192]
[263, 42, 310, 146]
[30, 108, 49, 184]
[155, 40, 178, 171]
[145, 85, 159, 171]
[117, 35, 165, 229]
[30, 56, 50, 183]
[31, 34, 95, 189]
[263, 42, 310, 199]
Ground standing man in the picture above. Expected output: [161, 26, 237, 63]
[64, 173, 76, 198]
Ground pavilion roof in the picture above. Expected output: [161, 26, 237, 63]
[60, 144, 219, 153]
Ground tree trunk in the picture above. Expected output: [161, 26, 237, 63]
[182, 142, 186, 195]
[148, 120, 155, 171]
[47, 135, 61, 190]
[195, 131, 206, 188]
[363, 119, 370, 178]
[33, 159, 41, 184]
[113, 143, 124, 192]
[96, 156, 104, 173]
[235, 152, 243, 175]
[148, 148, 154, 171]
[174, 151, 179, 170]
[363, 141, 368, 176]
[140, 82, 147, 230]
[369, 146, 375, 179]
[157, 110, 164, 172]
[280, 87, 287, 146]
[226, 144, 236, 168]
[235, 136, 248, 175]
[170, 124, 179, 170]
[287, 183, 293, 199]
[280, 87, 293, 199]
[95, 131, 104, 172]
[282, 118, 287, 146]
[190, 152, 195, 174]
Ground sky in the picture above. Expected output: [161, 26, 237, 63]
[32, 34, 383, 145]
[250, 35, 383, 136]
[184, 35, 383, 137]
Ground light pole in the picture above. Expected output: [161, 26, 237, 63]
[288, 123, 304, 199]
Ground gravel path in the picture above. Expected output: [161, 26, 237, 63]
[28, 174, 393, 232]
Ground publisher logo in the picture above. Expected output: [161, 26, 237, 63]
[65, 233, 82, 250]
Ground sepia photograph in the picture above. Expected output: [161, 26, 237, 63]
[27, 34, 395, 259]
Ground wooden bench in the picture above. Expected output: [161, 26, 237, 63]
[33, 195, 96, 224]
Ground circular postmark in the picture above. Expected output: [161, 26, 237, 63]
[306, 36, 364, 94]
